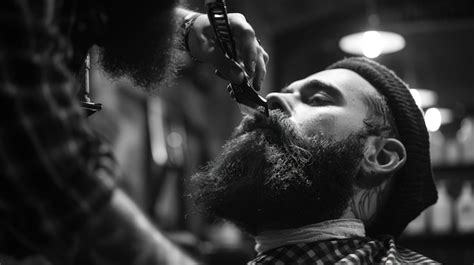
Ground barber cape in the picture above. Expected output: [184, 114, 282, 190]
[249, 219, 436, 264]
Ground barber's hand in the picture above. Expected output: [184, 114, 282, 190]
[187, 13, 269, 91]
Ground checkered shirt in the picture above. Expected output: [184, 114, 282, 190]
[249, 236, 437, 264]
[0, 0, 116, 257]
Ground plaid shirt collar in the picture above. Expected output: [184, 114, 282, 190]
[249, 236, 437, 264]
[255, 219, 365, 254]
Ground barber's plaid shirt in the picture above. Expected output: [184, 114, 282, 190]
[249, 236, 437, 264]
[0, 0, 116, 258]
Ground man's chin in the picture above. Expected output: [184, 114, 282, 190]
[192, 131, 268, 233]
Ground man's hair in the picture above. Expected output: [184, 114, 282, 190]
[361, 91, 399, 139]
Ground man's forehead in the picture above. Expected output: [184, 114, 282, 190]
[284, 69, 378, 96]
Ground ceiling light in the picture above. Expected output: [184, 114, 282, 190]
[424, 108, 454, 132]
[339, 30, 406, 58]
[409, 89, 438, 108]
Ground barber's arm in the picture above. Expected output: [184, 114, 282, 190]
[0, 1, 198, 264]
[175, 7, 269, 91]
[75, 190, 198, 265]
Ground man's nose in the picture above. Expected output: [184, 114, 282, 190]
[266, 92, 294, 115]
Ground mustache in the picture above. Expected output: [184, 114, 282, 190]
[232, 110, 313, 164]
[234, 109, 292, 136]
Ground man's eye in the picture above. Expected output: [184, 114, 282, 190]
[307, 95, 332, 106]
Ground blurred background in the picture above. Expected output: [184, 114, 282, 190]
[88, 0, 474, 264]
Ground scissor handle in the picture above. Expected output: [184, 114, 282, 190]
[206, 0, 238, 61]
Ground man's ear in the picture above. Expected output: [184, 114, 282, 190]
[358, 136, 407, 187]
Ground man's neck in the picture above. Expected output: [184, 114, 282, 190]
[340, 206, 358, 219]
[254, 218, 366, 254]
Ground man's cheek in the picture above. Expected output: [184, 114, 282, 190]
[297, 115, 336, 138]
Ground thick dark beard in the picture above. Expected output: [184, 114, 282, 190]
[192, 110, 368, 235]
[99, 2, 179, 90]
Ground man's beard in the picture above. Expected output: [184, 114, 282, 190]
[192, 110, 368, 235]
[99, 2, 179, 90]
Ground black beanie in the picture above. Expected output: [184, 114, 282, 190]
[327, 57, 438, 238]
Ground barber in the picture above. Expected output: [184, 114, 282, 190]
[0, 0, 268, 264]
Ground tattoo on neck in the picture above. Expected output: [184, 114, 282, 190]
[350, 181, 389, 224]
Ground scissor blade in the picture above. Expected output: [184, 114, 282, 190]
[230, 83, 269, 116]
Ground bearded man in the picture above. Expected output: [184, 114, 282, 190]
[193, 57, 438, 264]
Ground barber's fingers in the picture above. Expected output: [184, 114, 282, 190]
[185, 14, 243, 82]
[192, 13, 269, 88]
[214, 58, 245, 84]
[227, 13, 269, 90]
[238, 43, 257, 79]
[233, 28, 258, 77]
[214, 44, 268, 91]
[252, 46, 269, 91]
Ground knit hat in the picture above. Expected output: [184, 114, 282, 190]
[327, 57, 438, 238]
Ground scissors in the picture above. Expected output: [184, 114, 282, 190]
[206, 0, 269, 117]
